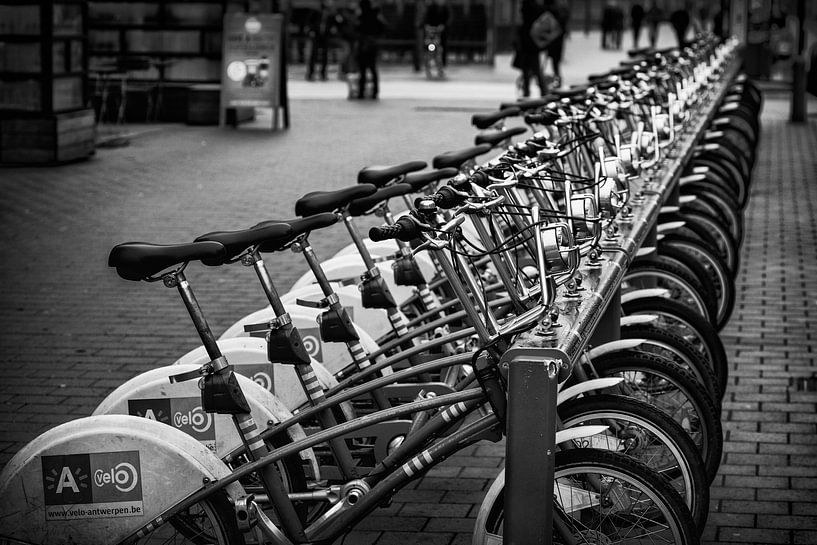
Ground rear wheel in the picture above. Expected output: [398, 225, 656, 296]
[135, 492, 245, 545]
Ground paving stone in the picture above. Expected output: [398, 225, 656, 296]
[716, 527, 791, 544]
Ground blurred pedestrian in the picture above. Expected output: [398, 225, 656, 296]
[307, 0, 342, 81]
[543, 0, 568, 88]
[512, 0, 547, 97]
[631, 2, 645, 49]
[645, 0, 662, 49]
[610, 0, 624, 49]
[670, 3, 691, 48]
[355, 0, 386, 99]
[601, 0, 613, 49]
[337, 1, 358, 80]
[423, 0, 450, 67]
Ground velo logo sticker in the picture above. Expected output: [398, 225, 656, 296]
[41, 451, 143, 520]
[129, 397, 215, 451]
[234, 363, 274, 392]
[299, 327, 323, 362]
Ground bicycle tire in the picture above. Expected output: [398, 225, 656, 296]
[677, 208, 740, 275]
[704, 139, 751, 182]
[559, 394, 710, 532]
[624, 257, 718, 326]
[713, 126, 756, 166]
[621, 322, 723, 402]
[692, 153, 748, 209]
[621, 295, 729, 391]
[134, 491, 245, 545]
[652, 250, 723, 327]
[681, 181, 744, 247]
[659, 236, 736, 331]
[683, 162, 742, 204]
[472, 449, 700, 545]
[589, 350, 723, 483]
[717, 112, 758, 142]
[658, 239, 735, 331]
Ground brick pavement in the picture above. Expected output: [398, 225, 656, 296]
[1, 84, 816, 543]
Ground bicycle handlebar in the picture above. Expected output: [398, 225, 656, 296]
[414, 186, 468, 210]
[369, 215, 426, 242]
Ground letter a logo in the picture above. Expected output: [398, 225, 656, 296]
[56, 466, 80, 494]
[143, 408, 158, 420]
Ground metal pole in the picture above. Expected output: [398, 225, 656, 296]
[503, 347, 563, 545]
[790, 0, 806, 123]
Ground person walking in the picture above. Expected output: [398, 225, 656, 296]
[355, 0, 386, 99]
[601, 0, 613, 49]
[631, 2, 645, 49]
[307, 0, 341, 81]
[512, 0, 547, 97]
[543, 0, 568, 88]
[423, 0, 451, 67]
[645, 0, 662, 49]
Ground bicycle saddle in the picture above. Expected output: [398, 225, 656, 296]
[295, 184, 377, 217]
[499, 97, 555, 111]
[357, 160, 427, 187]
[474, 126, 527, 148]
[108, 241, 225, 281]
[432, 144, 491, 170]
[403, 167, 458, 193]
[253, 213, 339, 252]
[194, 222, 292, 263]
[552, 85, 591, 100]
[348, 183, 413, 217]
[471, 107, 520, 130]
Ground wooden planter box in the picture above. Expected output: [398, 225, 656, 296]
[0, 108, 95, 164]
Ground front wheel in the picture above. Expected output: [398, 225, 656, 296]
[472, 449, 700, 545]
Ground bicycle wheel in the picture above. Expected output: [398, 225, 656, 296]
[653, 251, 721, 325]
[472, 449, 700, 545]
[559, 394, 710, 532]
[621, 322, 723, 402]
[589, 350, 723, 483]
[623, 257, 718, 326]
[677, 208, 739, 275]
[621, 296, 728, 391]
[659, 236, 736, 331]
[134, 491, 245, 545]
[680, 182, 744, 248]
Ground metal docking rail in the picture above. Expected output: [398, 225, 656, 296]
[500, 57, 744, 545]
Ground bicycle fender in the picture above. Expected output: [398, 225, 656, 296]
[93, 366, 294, 456]
[0, 414, 244, 545]
[620, 288, 671, 304]
[657, 220, 686, 233]
[586, 339, 646, 360]
[557, 378, 624, 405]
[620, 314, 659, 327]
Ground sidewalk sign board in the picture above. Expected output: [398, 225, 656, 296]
[220, 13, 289, 129]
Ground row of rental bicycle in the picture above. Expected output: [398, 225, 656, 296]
[1, 34, 762, 545]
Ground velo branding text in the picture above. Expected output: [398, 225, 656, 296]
[41, 450, 143, 520]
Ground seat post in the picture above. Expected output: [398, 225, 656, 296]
[170, 270, 222, 361]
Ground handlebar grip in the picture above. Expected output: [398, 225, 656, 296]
[469, 171, 491, 189]
[369, 216, 424, 242]
[416, 186, 466, 210]
[369, 224, 403, 242]
[524, 110, 559, 126]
